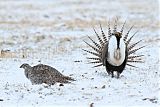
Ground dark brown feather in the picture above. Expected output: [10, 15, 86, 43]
[128, 55, 144, 59]
[93, 27, 104, 46]
[87, 36, 101, 49]
[128, 46, 145, 55]
[82, 49, 100, 57]
[83, 40, 101, 53]
[100, 23, 107, 43]
[124, 25, 134, 42]
[128, 40, 142, 51]
[126, 30, 139, 45]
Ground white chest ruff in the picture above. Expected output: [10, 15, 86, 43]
[107, 36, 126, 66]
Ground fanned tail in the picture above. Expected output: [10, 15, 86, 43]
[123, 25, 134, 42]
[83, 40, 101, 53]
[113, 17, 118, 33]
[93, 27, 104, 47]
[82, 49, 100, 57]
[125, 29, 145, 67]
[83, 19, 145, 70]
[87, 36, 101, 49]
[126, 30, 139, 45]
[128, 40, 142, 51]
[120, 20, 126, 34]
[100, 23, 107, 43]
[126, 63, 138, 68]
[128, 46, 145, 55]
[128, 55, 144, 60]
[83, 24, 109, 67]
[108, 20, 112, 39]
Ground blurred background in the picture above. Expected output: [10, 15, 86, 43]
[0, 0, 159, 58]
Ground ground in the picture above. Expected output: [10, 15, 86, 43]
[0, 0, 159, 107]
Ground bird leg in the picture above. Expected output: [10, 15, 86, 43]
[116, 72, 120, 79]
[111, 71, 114, 78]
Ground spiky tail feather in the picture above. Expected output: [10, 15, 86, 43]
[64, 76, 75, 81]
[57, 76, 75, 84]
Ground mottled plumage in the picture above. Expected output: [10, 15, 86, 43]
[83, 19, 145, 78]
[20, 63, 75, 85]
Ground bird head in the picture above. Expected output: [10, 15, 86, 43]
[114, 32, 122, 38]
[20, 63, 31, 69]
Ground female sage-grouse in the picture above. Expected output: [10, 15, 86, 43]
[83, 19, 145, 78]
[20, 63, 75, 85]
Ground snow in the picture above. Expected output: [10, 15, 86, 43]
[0, 0, 159, 107]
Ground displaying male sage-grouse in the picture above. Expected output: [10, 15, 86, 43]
[83, 19, 145, 78]
[20, 63, 75, 85]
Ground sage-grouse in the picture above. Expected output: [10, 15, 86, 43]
[20, 63, 75, 85]
[83, 19, 145, 78]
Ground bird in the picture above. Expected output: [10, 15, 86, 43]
[20, 63, 75, 85]
[83, 19, 145, 78]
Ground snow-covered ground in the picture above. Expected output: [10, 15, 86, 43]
[0, 0, 159, 107]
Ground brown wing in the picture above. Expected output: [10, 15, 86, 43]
[31, 64, 56, 85]
[32, 64, 62, 75]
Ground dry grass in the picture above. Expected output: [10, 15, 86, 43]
[0, 0, 159, 58]
[0, 50, 16, 58]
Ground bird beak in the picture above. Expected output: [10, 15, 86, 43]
[20, 65, 23, 68]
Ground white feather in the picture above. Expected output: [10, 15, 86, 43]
[107, 35, 126, 66]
